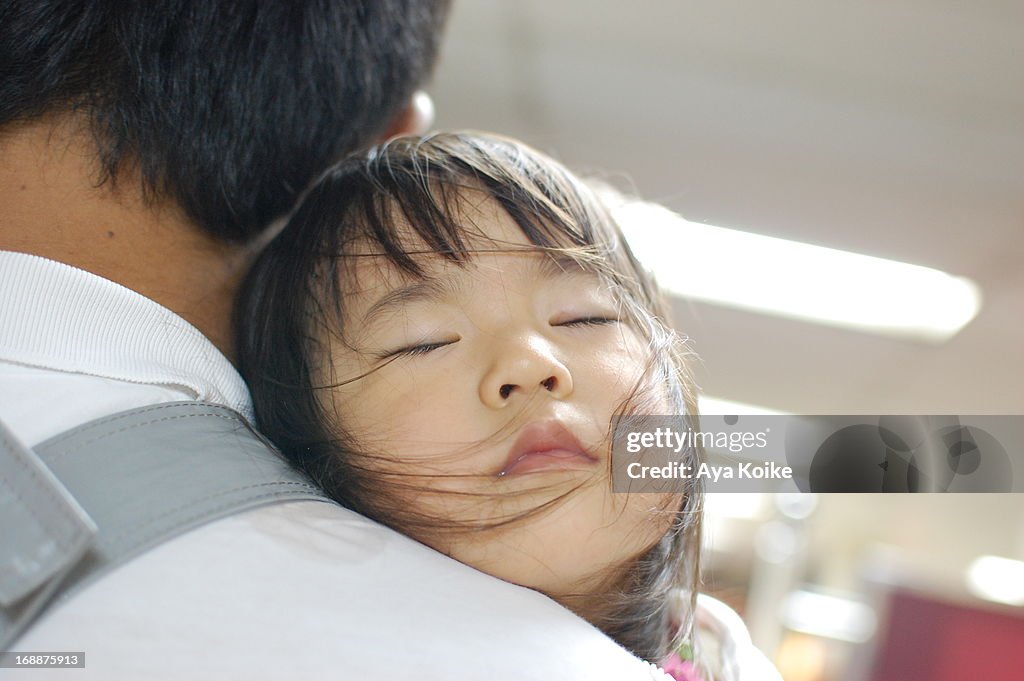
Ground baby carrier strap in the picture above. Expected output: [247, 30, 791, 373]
[0, 401, 331, 648]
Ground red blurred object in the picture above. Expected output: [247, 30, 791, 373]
[867, 589, 1024, 681]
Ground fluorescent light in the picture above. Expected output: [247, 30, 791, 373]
[782, 590, 877, 643]
[612, 200, 982, 342]
[966, 555, 1024, 606]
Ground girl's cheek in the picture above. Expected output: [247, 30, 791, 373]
[591, 344, 648, 390]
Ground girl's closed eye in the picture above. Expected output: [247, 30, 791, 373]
[552, 314, 621, 328]
[379, 338, 459, 360]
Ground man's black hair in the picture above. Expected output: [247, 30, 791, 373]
[0, 0, 451, 242]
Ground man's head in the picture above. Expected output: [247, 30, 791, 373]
[0, 0, 451, 242]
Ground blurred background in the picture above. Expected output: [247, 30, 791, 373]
[430, 2, 1024, 679]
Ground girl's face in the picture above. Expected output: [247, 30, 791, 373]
[325, 195, 676, 599]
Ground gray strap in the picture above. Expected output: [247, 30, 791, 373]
[0, 419, 97, 646]
[0, 402, 331, 648]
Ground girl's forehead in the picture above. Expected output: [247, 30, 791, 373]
[440, 192, 538, 247]
[343, 194, 567, 283]
[333, 187, 613, 321]
[343, 241, 590, 300]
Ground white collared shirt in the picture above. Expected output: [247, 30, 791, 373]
[0, 251, 251, 445]
[0, 251, 672, 681]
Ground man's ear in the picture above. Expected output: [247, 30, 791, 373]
[379, 91, 435, 141]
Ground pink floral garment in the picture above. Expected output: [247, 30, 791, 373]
[660, 652, 705, 681]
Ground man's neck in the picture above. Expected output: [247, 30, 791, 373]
[0, 118, 256, 360]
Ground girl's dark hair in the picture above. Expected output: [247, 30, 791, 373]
[234, 132, 703, 663]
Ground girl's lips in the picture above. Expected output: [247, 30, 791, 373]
[498, 421, 599, 477]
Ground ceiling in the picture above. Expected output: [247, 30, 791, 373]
[430, 0, 1024, 415]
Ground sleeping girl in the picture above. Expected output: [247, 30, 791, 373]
[234, 132, 712, 678]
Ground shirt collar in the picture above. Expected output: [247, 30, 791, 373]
[0, 251, 253, 421]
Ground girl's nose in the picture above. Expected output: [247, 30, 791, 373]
[479, 337, 574, 409]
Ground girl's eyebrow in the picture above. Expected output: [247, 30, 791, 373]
[532, 251, 588, 279]
[361, 276, 462, 327]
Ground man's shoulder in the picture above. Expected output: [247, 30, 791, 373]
[3, 406, 665, 680]
[11, 501, 664, 680]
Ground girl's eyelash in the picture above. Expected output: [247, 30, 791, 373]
[556, 316, 620, 327]
[383, 340, 455, 359]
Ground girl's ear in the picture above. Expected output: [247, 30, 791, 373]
[379, 91, 435, 141]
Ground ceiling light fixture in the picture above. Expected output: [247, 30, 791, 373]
[966, 555, 1024, 606]
[613, 201, 982, 342]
